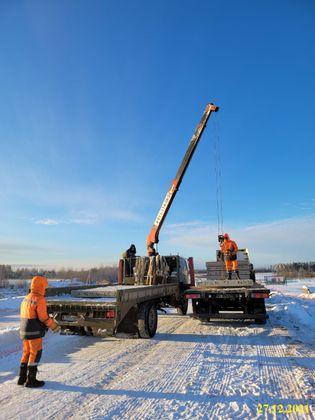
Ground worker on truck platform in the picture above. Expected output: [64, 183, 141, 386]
[122, 244, 137, 259]
[122, 244, 137, 276]
[220, 233, 240, 279]
[18, 275, 60, 388]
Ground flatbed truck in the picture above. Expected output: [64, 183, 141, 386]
[47, 254, 193, 338]
[47, 282, 183, 338]
[184, 250, 270, 324]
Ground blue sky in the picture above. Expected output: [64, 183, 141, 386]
[0, 0, 314, 269]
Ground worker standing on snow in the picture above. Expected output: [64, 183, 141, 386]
[220, 233, 240, 279]
[18, 275, 60, 388]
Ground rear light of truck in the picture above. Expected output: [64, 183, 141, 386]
[105, 310, 116, 318]
[251, 293, 269, 299]
[184, 293, 200, 299]
[93, 310, 116, 318]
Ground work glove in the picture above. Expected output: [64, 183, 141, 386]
[50, 320, 61, 333]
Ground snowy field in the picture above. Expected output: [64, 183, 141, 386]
[0, 279, 314, 419]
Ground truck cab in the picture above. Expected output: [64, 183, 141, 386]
[118, 254, 194, 314]
[119, 255, 193, 286]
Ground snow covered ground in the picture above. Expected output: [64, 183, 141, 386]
[0, 279, 314, 419]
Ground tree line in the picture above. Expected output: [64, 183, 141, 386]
[273, 261, 315, 278]
[1, 260, 314, 287]
[0, 264, 118, 286]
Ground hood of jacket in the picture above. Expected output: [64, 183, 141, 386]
[30, 276, 48, 296]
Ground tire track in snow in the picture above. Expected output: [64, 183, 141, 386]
[42, 315, 188, 419]
[1, 313, 314, 419]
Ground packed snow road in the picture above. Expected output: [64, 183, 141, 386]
[1, 291, 314, 420]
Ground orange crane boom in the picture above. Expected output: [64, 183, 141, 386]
[146, 103, 219, 255]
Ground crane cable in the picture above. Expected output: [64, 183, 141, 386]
[213, 118, 224, 236]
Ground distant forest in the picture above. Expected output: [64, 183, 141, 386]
[1, 260, 314, 288]
[273, 262, 315, 278]
[0, 264, 118, 287]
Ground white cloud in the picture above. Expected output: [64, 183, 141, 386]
[163, 215, 315, 267]
[35, 218, 60, 225]
[32, 206, 141, 227]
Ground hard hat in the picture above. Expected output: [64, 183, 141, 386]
[224, 233, 229, 239]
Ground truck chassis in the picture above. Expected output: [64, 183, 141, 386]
[47, 283, 182, 338]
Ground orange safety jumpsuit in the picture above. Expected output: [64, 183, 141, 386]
[20, 276, 53, 366]
[220, 237, 239, 273]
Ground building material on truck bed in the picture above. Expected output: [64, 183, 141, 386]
[195, 279, 254, 287]
[185, 249, 270, 324]
[206, 261, 251, 280]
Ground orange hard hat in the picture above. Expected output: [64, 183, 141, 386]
[224, 233, 229, 239]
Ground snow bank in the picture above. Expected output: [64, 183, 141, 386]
[268, 291, 315, 343]
[0, 327, 22, 358]
[0, 295, 24, 311]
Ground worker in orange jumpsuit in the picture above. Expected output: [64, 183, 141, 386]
[18, 275, 60, 387]
[220, 233, 240, 279]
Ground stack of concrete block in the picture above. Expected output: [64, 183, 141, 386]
[205, 261, 251, 280]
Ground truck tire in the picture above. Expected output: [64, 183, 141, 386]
[255, 317, 267, 325]
[83, 326, 93, 336]
[251, 299, 267, 324]
[192, 299, 210, 317]
[176, 299, 188, 315]
[137, 301, 158, 338]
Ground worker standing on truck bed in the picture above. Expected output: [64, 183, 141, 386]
[220, 233, 240, 279]
[122, 244, 137, 259]
[122, 244, 137, 276]
[18, 275, 60, 388]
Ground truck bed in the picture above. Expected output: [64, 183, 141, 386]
[186, 279, 269, 293]
[46, 283, 181, 337]
[187, 283, 269, 297]
[47, 283, 180, 308]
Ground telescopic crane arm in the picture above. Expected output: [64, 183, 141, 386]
[146, 103, 219, 255]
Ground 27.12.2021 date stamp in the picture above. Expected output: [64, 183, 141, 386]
[257, 403, 310, 415]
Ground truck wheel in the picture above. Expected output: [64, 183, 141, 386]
[83, 326, 93, 336]
[255, 317, 267, 325]
[176, 299, 188, 315]
[252, 299, 267, 324]
[137, 301, 158, 338]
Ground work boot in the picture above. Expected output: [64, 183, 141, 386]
[17, 363, 27, 385]
[25, 366, 45, 388]
[226, 271, 232, 280]
[234, 270, 240, 280]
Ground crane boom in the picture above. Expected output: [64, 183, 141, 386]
[146, 103, 219, 254]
